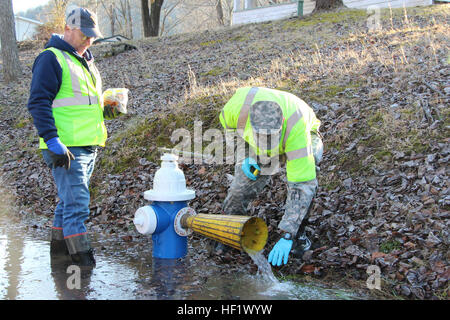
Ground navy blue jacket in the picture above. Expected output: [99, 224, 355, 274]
[27, 34, 96, 143]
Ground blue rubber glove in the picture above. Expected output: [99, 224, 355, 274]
[268, 238, 293, 266]
[46, 137, 75, 170]
[241, 157, 261, 181]
[46, 137, 68, 155]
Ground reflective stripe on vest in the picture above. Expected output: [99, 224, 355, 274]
[283, 108, 313, 161]
[237, 87, 259, 130]
[51, 50, 99, 108]
[221, 109, 231, 129]
[286, 144, 312, 161]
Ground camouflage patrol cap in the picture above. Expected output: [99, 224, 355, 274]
[249, 101, 284, 135]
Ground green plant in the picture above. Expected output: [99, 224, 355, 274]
[380, 240, 402, 253]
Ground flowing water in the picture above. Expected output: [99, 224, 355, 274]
[245, 249, 279, 283]
[0, 205, 363, 300]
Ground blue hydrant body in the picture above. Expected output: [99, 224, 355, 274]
[133, 153, 196, 260]
[150, 201, 188, 259]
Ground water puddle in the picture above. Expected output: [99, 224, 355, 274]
[0, 208, 362, 300]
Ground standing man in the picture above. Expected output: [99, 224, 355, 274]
[219, 87, 323, 267]
[27, 8, 118, 268]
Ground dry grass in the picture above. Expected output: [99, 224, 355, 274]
[173, 6, 448, 110]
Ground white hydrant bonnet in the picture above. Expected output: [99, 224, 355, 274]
[144, 153, 195, 201]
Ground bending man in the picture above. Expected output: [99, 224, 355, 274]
[219, 87, 323, 266]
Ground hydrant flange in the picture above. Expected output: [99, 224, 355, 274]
[174, 207, 196, 237]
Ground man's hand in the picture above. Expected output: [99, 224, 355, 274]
[268, 238, 293, 266]
[46, 137, 75, 170]
[241, 157, 261, 180]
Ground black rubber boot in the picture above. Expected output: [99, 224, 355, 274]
[70, 248, 96, 268]
[50, 240, 70, 256]
[50, 228, 70, 257]
[65, 234, 96, 269]
[291, 233, 312, 259]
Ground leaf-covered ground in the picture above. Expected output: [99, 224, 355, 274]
[0, 5, 449, 299]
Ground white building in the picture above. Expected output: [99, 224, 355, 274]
[344, 0, 433, 9]
[14, 16, 43, 41]
[231, 0, 434, 25]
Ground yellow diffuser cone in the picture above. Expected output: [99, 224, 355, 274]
[183, 214, 268, 251]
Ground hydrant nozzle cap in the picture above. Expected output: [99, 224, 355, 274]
[134, 206, 158, 235]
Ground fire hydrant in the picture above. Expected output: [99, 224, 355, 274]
[133, 153, 196, 259]
[134, 153, 269, 259]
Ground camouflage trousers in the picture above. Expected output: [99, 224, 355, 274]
[222, 132, 323, 238]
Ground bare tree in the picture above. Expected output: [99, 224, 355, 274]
[149, 0, 234, 37]
[141, 0, 164, 37]
[126, 0, 133, 38]
[0, 0, 22, 83]
[98, 0, 134, 38]
[114, 0, 134, 38]
[313, 0, 345, 13]
[99, 0, 117, 35]
[159, 0, 184, 36]
[216, 0, 224, 26]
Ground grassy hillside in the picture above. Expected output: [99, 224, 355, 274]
[0, 4, 448, 299]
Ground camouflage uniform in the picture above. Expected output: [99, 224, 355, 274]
[222, 100, 323, 240]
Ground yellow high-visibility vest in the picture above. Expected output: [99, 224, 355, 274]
[39, 47, 107, 149]
[220, 87, 321, 182]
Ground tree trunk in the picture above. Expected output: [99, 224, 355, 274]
[141, 0, 164, 37]
[0, 0, 22, 83]
[216, 0, 225, 26]
[127, 0, 133, 39]
[141, 0, 151, 37]
[149, 0, 164, 36]
[313, 0, 345, 13]
[110, 3, 116, 35]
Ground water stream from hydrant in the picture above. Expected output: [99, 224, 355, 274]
[245, 249, 279, 284]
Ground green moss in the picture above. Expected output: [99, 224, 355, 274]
[374, 150, 392, 161]
[14, 117, 31, 129]
[229, 35, 249, 42]
[367, 111, 384, 127]
[298, 80, 363, 103]
[323, 180, 340, 191]
[410, 139, 430, 154]
[380, 240, 402, 254]
[201, 66, 225, 77]
[200, 39, 223, 47]
[275, 79, 298, 92]
[323, 85, 347, 98]
[337, 151, 364, 175]
[90, 185, 100, 201]
[283, 9, 367, 30]
[396, 130, 431, 155]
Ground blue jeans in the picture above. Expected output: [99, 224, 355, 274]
[42, 147, 97, 238]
